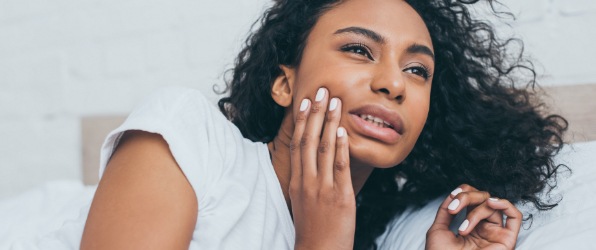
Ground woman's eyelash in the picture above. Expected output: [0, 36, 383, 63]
[404, 65, 432, 80]
[340, 45, 431, 79]
[340, 43, 374, 60]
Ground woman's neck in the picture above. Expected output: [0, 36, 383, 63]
[267, 122, 374, 210]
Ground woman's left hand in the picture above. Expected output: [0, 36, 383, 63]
[426, 184, 522, 250]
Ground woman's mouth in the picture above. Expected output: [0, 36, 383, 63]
[358, 114, 393, 129]
[348, 105, 404, 144]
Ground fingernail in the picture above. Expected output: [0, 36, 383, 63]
[489, 197, 499, 202]
[329, 98, 338, 111]
[300, 99, 309, 111]
[315, 88, 326, 102]
[459, 219, 469, 232]
[447, 199, 460, 211]
[451, 188, 463, 196]
[337, 127, 345, 137]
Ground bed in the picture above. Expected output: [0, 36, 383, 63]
[0, 84, 594, 249]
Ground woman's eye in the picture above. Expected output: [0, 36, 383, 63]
[404, 66, 430, 80]
[341, 44, 374, 60]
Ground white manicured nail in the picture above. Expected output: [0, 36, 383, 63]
[451, 188, 463, 196]
[489, 197, 499, 202]
[300, 99, 309, 111]
[337, 127, 345, 137]
[459, 219, 470, 232]
[448, 199, 460, 211]
[329, 98, 338, 111]
[315, 88, 325, 102]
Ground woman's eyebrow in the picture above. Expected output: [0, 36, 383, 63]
[334, 27, 435, 62]
[334, 26, 386, 44]
[407, 44, 435, 62]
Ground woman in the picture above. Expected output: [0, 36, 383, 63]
[81, 0, 566, 249]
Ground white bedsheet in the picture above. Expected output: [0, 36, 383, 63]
[0, 181, 95, 249]
[1, 141, 595, 249]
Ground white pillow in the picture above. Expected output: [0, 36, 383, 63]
[376, 140, 596, 250]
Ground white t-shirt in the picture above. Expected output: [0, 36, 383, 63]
[98, 87, 295, 249]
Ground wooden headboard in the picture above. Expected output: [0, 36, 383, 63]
[81, 84, 596, 185]
[82, 116, 126, 185]
[542, 84, 596, 143]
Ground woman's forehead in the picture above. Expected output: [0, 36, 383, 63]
[311, 0, 433, 49]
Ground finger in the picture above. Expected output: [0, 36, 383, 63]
[429, 194, 456, 232]
[447, 190, 491, 215]
[449, 184, 479, 199]
[486, 208, 504, 226]
[301, 87, 329, 179]
[290, 98, 310, 183]
[318, 97, 341, 186]
[457, 201, 501, 236]
[333, 126, 352, 194]
[445, 184, 478, 213]
[430, 186, 471, 231]
[487, 198, 522, 235]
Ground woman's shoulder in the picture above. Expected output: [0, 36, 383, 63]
[103, 85, 250, 164]
[120, 86, 240, 143]
[100, 86, 264, 202]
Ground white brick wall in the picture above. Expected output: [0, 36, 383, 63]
[1, 0, 594, 198]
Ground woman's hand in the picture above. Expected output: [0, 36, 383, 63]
[426, 184, 522, 250]
[290, 87, 356, 250]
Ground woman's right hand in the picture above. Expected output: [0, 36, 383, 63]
[290, 87, 356, 250]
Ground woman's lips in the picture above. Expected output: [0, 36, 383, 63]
[349, 113, 401, 144]
[349, 105, 403, 143]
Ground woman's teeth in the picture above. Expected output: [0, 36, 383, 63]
[359, 114, 392, 128]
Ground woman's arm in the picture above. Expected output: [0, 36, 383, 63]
[81, 131, 198, 249]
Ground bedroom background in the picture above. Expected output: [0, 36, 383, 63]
[1, 0, 596, 199]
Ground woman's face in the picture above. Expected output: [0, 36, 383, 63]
[289, 0, 434, 168]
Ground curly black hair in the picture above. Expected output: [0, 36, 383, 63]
[217, 0, 568, 249]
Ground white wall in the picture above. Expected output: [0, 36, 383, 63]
[0, 0, 270, 198]
[1, 0, 595, 199]
[490, 0, 596, 86]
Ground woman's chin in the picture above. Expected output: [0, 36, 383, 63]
[348, 148, 405, 169]
[347, 138, 410, 169]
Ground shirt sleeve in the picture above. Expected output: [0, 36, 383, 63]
[98, 86, 245, 207]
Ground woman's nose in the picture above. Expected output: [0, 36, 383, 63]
[370, 67, 405, 102]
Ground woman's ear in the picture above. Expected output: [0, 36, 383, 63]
[271, 65, 295, 107]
